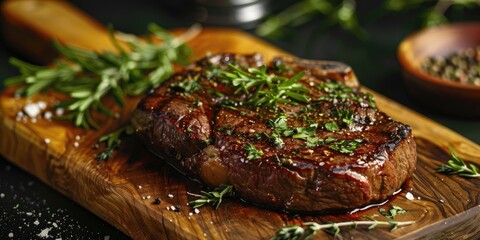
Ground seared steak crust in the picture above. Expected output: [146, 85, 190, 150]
[132, 53, 417, 212]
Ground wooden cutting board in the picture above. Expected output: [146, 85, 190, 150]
[1, 1, 480, 239]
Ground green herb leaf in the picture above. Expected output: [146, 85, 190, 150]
[170, 76, 202, 93]
[96, 125, 134, 161]
[6, 24, 200, 129]
[324, 121, 339, 132]
[335, 108, 354, 126]
[379, 205, 407, 219]
[220, 64, 310, 108]
[328, 138, 363, 155]
[243, 143, 264, 160]
[188, 184, 233, 209]
[270, 133, 285, 149]
[436, 149, 480, 178]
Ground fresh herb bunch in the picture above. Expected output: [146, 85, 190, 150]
[220, 64, 311, 108]
[5, 23, 200, 129]
[256, 0, 366, 40]
[436, 149, 480, 178]
[95, 125, 134, 161]
[384, 0, 480, 27]
[379, 205, 407, 219]
[272, 218, 414, 240]
[188, 184, 234, 209]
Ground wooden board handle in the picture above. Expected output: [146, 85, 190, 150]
[1, 0, 115, 63]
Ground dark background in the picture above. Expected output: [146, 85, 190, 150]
[0, 0, 478, 239]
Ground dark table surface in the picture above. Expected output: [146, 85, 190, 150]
[0, 1, 478, 239]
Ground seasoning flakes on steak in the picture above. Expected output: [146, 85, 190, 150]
[132, 53, 417, 212]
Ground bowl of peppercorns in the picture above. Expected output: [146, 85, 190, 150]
[398, 22, 480, 118]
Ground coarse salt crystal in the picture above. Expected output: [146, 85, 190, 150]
[26, 212, 33, 216]
[24, 103, 41, 118]
[8, 233, 13, 238]
[33, 219, 40, 225]
[168, 194, 173, 198]
[138, 185, 142, 189]
[37, 227, 52, 238]
[44, 139, 51, 144]
[0, 193, 4, 198]
[37, 101, 47, 110]
[55, 108, 64, 116]
[75, 135, 81, 140]
[405, 192, 414, 200]
[44, 111, 53, 120]
[73, 142, 79, 148]
[52, 222, 58, 228]
[194, 208, 200, 214]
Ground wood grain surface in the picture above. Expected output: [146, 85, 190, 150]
[1, 0, 480, 239]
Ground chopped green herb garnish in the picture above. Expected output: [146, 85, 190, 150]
[335, 108, 354, 126]
[324, 121, 339, 132]
[325, 136, 337, 143]
[306, 137, 323, 148]
[244, 143, 264, 160]
[270, 133, 285, 149]
[170, 77, 202, 93]
[268, 114, 289, 133]
[292, 124, 318, 140]
[329, 138, 363, 155]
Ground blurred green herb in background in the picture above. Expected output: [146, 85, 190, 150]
[256, 0, 480, 39]
[256, 0, 367, 40]
[385, 0, 480, 27]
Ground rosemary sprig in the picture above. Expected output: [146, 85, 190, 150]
[220, 64, 311, 107]
[5, 23, 200, 129]
[95, 125, 134, 161]
[436, 149, 480, 178]
[272, 219, 414, 240]
[188, 184, 233, 209]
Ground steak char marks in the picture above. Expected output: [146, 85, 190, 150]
[132, 53, 417, 212]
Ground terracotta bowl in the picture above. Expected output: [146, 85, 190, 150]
[398, 22, 480, 118]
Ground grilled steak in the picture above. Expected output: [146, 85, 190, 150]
[132, 53, 417, 212]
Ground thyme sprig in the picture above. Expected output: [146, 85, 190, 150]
[95, 125, 134, 161]
[220, 64, 311, 107]
[5, 23, 200, 129]
[272, 219, 414, 240]
[379, 205, 407, 219]
[188, 184, 234, 209]
[436, 149, 480, 178]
